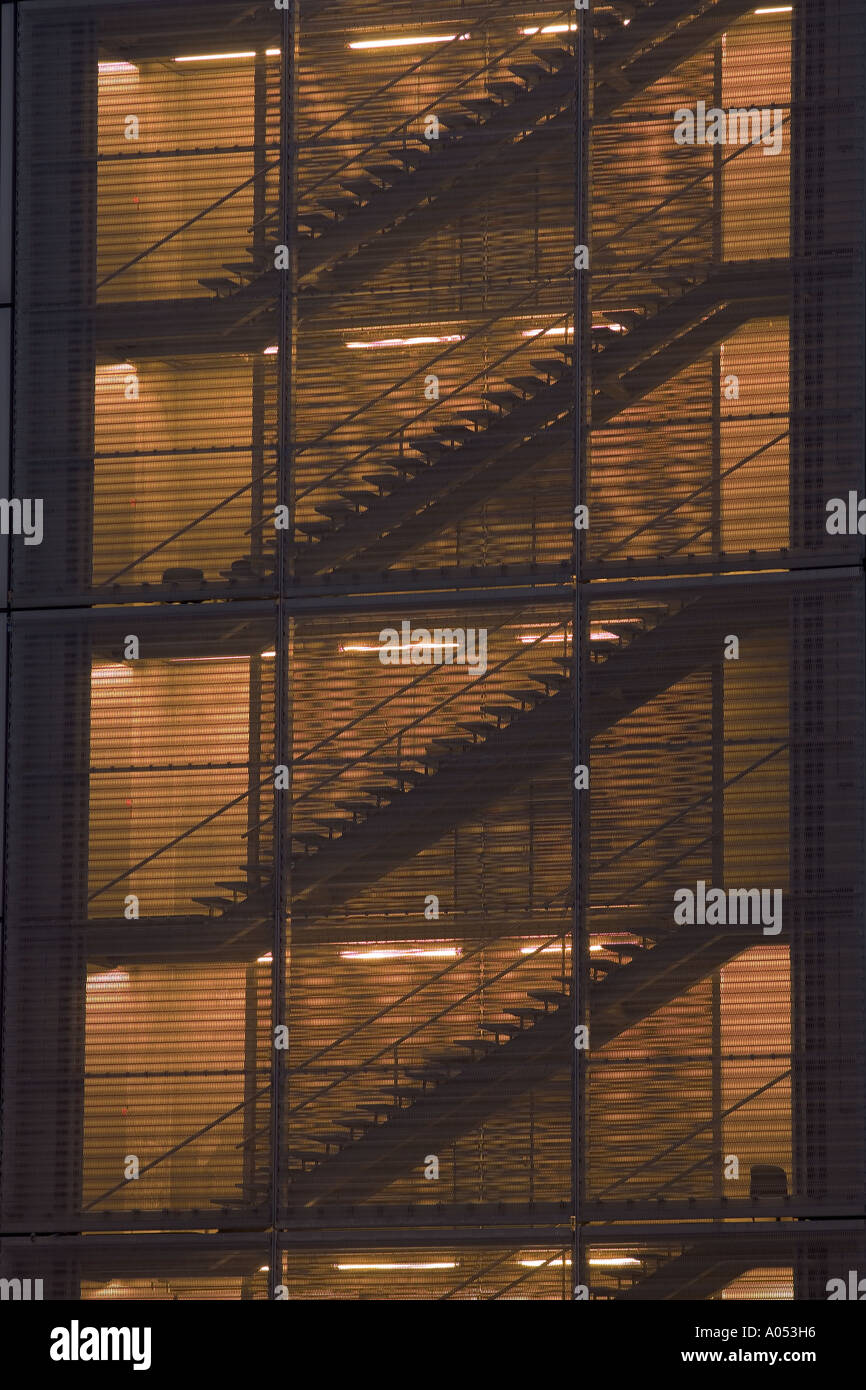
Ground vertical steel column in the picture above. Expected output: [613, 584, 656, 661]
[269, 0, 299, 1297]
[0, 8, 95, 1303]
[572, 0, 592, 1302]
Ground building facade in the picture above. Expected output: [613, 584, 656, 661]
[0, 0, 864, 1300]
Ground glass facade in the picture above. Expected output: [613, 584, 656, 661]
[0, 0, 863, 1301]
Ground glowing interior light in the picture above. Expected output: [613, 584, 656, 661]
[348, 35, 463, 51]
[340, 946, 462, 961]
[98, 61, 138, 74]
[515, 633, 570, 645]
[521, 325, 574, 338]
[339, 641, 463, 655]
[519, 943, 572, 954]
[265, 49, 281, 56]
[520, 23, 577, 34]
[589, 629, 619, 642]
[87, 969, 130, 992]
[98, 362, 136, 372]
[173, 51, 257, 63]
[335, 1261, 458, 1271]
[263, 345, 279, 355]
[257, 952, 273, 964]
[91, 664, 134, 681]
[754, 6, 792, 12]
[589, 1257, 642, 1267]
[258, 1265, 270, 1272]
[519, 1257, 573, 1267]
[261, 649, 277, 657]
[345, 334, 465, 349]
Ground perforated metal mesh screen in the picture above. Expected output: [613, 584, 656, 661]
[1, 0, 864, 1301]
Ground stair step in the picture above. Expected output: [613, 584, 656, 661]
[480, 703, 520, 721]
[296, 212, 334, 234]
[488, 80, 525, 101]
[527, 989, 570, 1006]
[292, 832, 329, 848]
[337, 489, 378, 506]
[223, 261, 262, 278]
[314, 500, 357, 518]
[426, 737, 474, 753]
[213, 880, 250, 893]
[198, 277, 236, 293]
[408, 436, 451, 458]
[318, 195, 359, 215]
[379, 767, 428, 786]
[531, 46, 573, 67]
[362, 472, 401, 491]
[460, 98, 502, 117]
[482, 389, 520, 409]
[479, 1021, 523, 1037]
[432, 423, 475, 440]
[454, 1038, 499, 1053]
[458, 721, 494, 738]
[505, 375, 545, 394]
[294, 522, 334, 539]
[455, 408, 501, 427]
[507, 63, 549, 83]
[505, 687, 545, 705]
[439, 110, 477, 129]
[384, 147, 430, 168]
[364, 163, 404, 182]
[528, 670, 568, 687]
[192, 895, 233, 910]
[390, 457, 430, 475]
[530, 357, 568, 377]
[311, 818, 351, 836]
[335, 799, 377, 816]
[339, 179, 380, 198]
[504, 1007, 545, 1021]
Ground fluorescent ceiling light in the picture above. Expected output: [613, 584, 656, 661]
[522, 325, 573, 338]
[520, 24, 577, 35]
[98, 61, 138, 74]
[590, 1257, 642, 1267]
[339, 641, 463, 655]
[348, 35, 466, 51]
[173, 51, 257, 63]
[754, 6, 792, 11]
[346, 335, 465, 349]
[340, 946, 462, 961]
[263, 345, 279, 355]
[257, 952, 273, 963]
[520, 1257, 572, 1267]
[335, 1261, 457, 1270]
